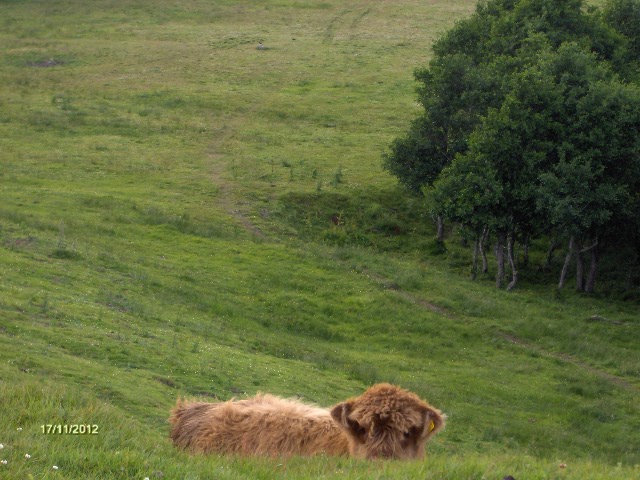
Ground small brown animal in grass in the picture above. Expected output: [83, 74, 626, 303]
[169, 383, 446, 459]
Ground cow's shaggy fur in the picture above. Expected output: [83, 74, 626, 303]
[169, 383, 445, 459]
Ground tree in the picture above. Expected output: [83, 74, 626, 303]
[433, 42, 640, 291]
[432, 47, 564, 290]
[601, 0, 640, 80]
[383, 54, 499, 240]
[385, 0, 620, 240]
[537, 67, 640, 291]
[387, 0, 640, 292]
[429, 151, 502, 281]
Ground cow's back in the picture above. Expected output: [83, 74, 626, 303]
[169, 394, 349, 456]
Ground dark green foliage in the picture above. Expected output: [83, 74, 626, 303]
[602, 0, 640, 78]
[383, 116, 444, 194]
[386, 0, 640, 291]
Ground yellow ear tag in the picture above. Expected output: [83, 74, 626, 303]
[428, 420, 435, 433]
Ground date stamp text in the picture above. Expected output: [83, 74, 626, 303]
[41, 424, 99, 435]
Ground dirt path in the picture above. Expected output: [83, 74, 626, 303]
[323, 5, 373, 44]
[357, 264, 637, 392]
[359, 267, 454, 318]
[500, 333, 638, 392]
[209, 153, 268, 240]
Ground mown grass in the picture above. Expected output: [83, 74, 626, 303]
[1, 0, 638, 479]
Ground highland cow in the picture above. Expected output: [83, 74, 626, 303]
[169, 383, 445, 460]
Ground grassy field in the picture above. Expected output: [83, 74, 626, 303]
[0, 0, 638, 478]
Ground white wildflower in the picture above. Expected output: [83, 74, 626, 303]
[16, 428, 22, 432]
[25, 453, 31, 459]
[53, 465, 59, 470]
[1, 460, 7, 465]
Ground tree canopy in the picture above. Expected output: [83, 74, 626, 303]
[384, 0, 640, 292]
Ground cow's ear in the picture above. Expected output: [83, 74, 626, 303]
[420, 406, 446, 440]
[330, 402, 366, 441]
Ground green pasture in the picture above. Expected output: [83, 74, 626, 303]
[0, 1, 638, 479]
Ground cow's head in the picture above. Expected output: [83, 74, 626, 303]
[330, 383, 445, 460]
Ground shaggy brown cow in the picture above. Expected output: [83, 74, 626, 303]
[169, 383, 445, 459]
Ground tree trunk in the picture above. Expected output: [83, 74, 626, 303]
[522, 235, 530, 268]
[576, 239, 584, 292]
[585, 243, 599, 293]
[506, 233, 518, 291]
[480, 226, 489, 273]
[472, 238, 479, 280]
[558, 235, 575, 290]
[496, 232, 506, 289]
[436, 215, 445, 242]
[544, 233, 560, 270]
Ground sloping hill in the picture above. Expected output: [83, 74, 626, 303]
[0, 1, 638, 478]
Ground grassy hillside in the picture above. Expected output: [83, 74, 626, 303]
[0, 1, 638, 479]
